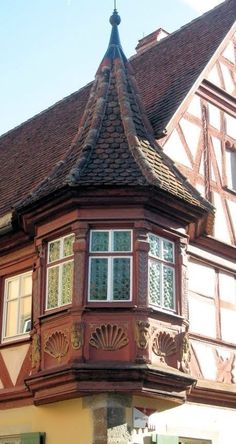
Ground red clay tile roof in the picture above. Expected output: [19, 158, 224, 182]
[0, 1, 234, 219]
[14, 10, 212, 215]
[131, 0, 236, 136]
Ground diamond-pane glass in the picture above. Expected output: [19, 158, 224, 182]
[113, 258, 130, 300]
[91, 232, 109, 252]
[48, 240, 60, 263]
[149, 260, 161, 305]
[163, 240, 174, 263]
[90, 258, 108, 300]
[163, 266, 174, 309]
[149, 234, 161, 258]
[113, 231, 131, 252]
[63, 235, 74, 258]
[62, 261, 73, 305]
[47, 266, 59, 309]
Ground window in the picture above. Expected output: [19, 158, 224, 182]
[46, 234, 74, 310]
[88, 230, 132, 301]
[2, 272, 32, 341]
[148, 234, 175, 311]
[225, 146, 236, 191]
[0, 433, 45, 444]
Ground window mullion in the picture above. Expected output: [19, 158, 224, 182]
[58, 263, 63, 306]
[108, 257, 113, 301]
[17, 276, 22, 335]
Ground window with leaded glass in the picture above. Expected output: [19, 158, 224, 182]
[148, 233, 175, 311]
[46, 234, 74, 310]
[88, 230, 132, 302]
[2, 272, 32, 341]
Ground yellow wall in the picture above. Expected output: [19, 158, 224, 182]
[0, 399, 93, 444]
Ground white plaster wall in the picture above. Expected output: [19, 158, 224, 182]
[149, 403, 236, 444]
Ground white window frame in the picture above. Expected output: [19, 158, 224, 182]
[46, 234, 74, 310]
[2, 271, 32, 342]
[88, 229, 133, 302]
[148, 233, 176, 312]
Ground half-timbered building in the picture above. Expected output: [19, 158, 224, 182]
[0, 1, 235, 443]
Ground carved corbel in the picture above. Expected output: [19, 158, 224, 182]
[31, 331, 41, 371]
[179, 324, 191, 374]
[71, 321, 84, 350]
[135, 320, 150, 349]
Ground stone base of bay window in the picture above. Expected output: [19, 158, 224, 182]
[84, 394, 132, 444]
[24, 363, 195, 406]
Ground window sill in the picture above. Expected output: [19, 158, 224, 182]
[223, 185, 236, 196]
[85, 301, 135, 309]
[40, 305, 72, 321]
[0, 335, 30, 348]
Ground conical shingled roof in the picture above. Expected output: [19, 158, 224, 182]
[17, 9, 213, 216]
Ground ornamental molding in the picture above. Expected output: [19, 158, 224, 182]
[89, 324, 129, 351]
[44, 330, 69, 362]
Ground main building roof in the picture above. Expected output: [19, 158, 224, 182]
[0, 0, 235, 220]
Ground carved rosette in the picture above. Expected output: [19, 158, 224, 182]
[71, 321, 84, 350]
[31, 332, 41, 369]
[89, 324, 129, 351]
[135, 321, 150, 349]
[44, 331, 69, 362]
[152, 331, 176, 363]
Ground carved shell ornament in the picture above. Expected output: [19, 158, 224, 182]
[89, 324, 129, 351]
[44, 331, 69, 362]
[152, 331, 176, 362]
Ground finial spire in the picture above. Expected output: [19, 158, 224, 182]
[114, 0, 117, 10]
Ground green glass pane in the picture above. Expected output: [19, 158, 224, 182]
[149, 260, 161, 306]
[62, 261, 73, 305]
[63, 235, 74, 257]
[149, 234, 161, 258]
[163, 240, 174, 263]
[90, 258, 108, 300]
[113, 231, 131, 252]
[47, 266, 59, 309]
[91, 231, 109, 252]
[48, 240, 60, 262]
[163, 266, 174, 309]
[113, 258, 130, 300]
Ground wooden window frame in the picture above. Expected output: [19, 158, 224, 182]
[45, 233, 75, 311]
[2, 271, 32, 343]
[88, 229, 133, 303]
[148, 233, 176, 313]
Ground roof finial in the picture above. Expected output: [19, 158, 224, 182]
[110, 5, 121, 26]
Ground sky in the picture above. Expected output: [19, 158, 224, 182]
[0, 0, 223, 136]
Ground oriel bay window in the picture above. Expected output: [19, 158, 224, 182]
[88, 230, 132, 301]
[148, 233, 176, 311]
[2, 271, 32, 341]
[46, 234, 75, 309]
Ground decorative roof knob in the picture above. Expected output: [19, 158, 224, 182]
[110, 9, 121, 26]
